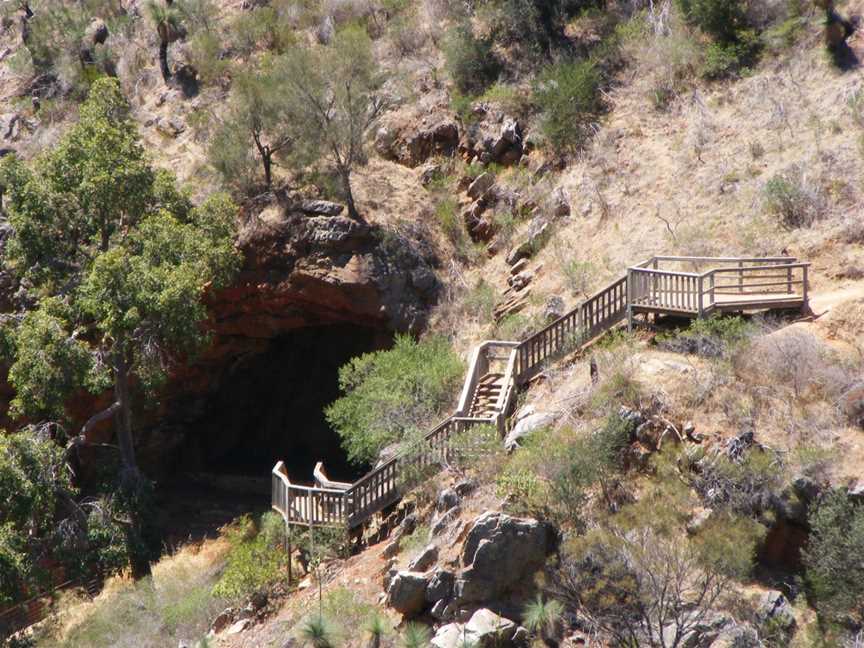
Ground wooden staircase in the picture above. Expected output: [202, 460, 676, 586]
[468, 373, 505, 419]
[271, 255, 811, 530]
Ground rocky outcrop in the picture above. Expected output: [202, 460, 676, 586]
[387, 571, 429, 617]
[209, 203, 438, 337]
[375, 116, 460, 167]
[432, 609, 526, 648]
[455, 512, 553, 603]
[504, 411, 556, 451]
[60, 197, 442, 479]
[459, 106, 525, 166]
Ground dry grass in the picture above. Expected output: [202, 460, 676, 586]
[35, 539, 231, 648]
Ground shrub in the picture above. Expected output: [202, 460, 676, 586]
[700, 36, 757, 78]
[533, 60, 602, 153]
[443, 23, 501, 95]
[325, 335, 464, 465]
[212, 514, 288, 600]
[677, 0, 749, 42]
[690, 448, 784, 516]
[763, 166, 828, 229]
[482, 0, 587, 56]
[657, 315, 753, 358]
[803, 490, 864, 622]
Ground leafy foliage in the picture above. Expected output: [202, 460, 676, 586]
[0, 431, 76, 606]
[657, 315, 753, 358]
[274, 25, 388, 219]
[443, 23, 501, 95]
[325, 335, 464, 465]
[533, 60, 602, 153]
[0, 78, 239, 456]
[212, 514, 288, 600]
[803, 490, 864, 622]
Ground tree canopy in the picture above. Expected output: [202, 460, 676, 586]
[325, 335, 464, 466]
[0, 77, 240, 485]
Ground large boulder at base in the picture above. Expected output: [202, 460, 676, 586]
[425, 568, 455, 603]
[757, 590, 796, 632]
[387, 571, 429, 617]
[504, 412, 555, 451]
[432, 610, 522, 648]
[408, 544, 439, 572]
[456, 512, 552, 602]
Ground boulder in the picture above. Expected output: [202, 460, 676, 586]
[226, 618, 251, 635]
[297, 199, 344, 217]
[84, 18, 109, 45]
[155, 116, 186, 138]
[420, 163, 442, 187]
[431, 505, 461, 536]
[437, 488, 459, 512]
[544, 296, 565, 322]
[467, 172, 495, 200]
[464, 609, 519, 647]
[210, 607, 235, 634]
[456, 512, 552, 602]
[430, 598, 455, 621]
[757, 590, 796, 632]
[504, 412, 555, 451]
[380, 540, 400, 559]
[394, 117, 460, 167]
[425, 568, 455, 603]
[432, 610, 521, 648]
[432, 622, 465, 648]
[549, 187, 571, 218]
[386, 571, 429, 617]
[408, 544, 439, 572]
[454, 479, 478, 497]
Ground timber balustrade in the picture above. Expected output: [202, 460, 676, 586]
[272, 255, 810, 529]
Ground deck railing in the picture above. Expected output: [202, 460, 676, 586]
[272, 255, 810, 530]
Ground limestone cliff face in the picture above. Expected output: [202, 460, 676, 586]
[6, 198, 442, 481]
[209, 201, 438, 339]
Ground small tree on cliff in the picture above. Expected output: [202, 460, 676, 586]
[0, 78, 240, 491]
[145, 0, 183, 82]
[277, 25, 388, 220]
[209, 58, 301, 192]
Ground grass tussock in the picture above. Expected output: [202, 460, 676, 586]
[37, 538, 231, 648]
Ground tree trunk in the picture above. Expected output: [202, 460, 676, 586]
[341, 169, 360, 220]
[158, 40, 171, 82]
[262, 149, 272, 189]
[113, 341, 152, 579]
[113, 344, 138, 479]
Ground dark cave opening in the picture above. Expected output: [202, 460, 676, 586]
[153, 324, 391, 543]
[198, 324, 391, 482]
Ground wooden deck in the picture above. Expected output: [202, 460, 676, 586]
[271, 255, 811, 530]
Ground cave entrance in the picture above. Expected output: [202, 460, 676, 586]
[200, 324, 390, 481]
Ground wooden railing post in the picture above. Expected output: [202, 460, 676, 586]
[738, 260, 743, 293]
[697, 275, 704, 317]
[802, 264, 809, 308]
[786, 264, 792, 294]
[626, 268, 634, 332]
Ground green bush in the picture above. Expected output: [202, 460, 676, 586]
[676, 0, 760, 77]
[325, 335, 464, 465]
[443, 23, 501, 95]
[483, 0, 588, 56]
[763, 166, 827, 229]
[533, 60, 602, 153]
[212, 514, 288, 600]
[677, 0, 749, 42]
[803, 490, 864, 622]
[657, 315, 753, 358]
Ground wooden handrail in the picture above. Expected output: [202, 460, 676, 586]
[271, 254, 812, 530]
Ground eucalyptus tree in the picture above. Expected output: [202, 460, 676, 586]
[0, 77, 240, 490]
[277, 25, 389, 219]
